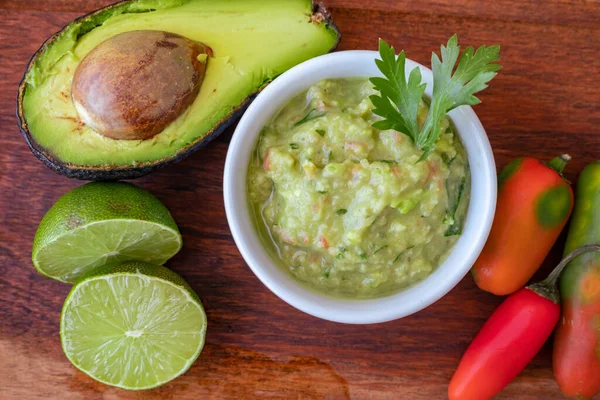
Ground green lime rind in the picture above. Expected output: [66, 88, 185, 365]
[60, 262, 207, 390]
[32, 182, 182, 283]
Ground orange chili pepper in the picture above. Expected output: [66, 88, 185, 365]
[472, 155, 574, 295]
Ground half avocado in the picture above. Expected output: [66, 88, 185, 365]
[17, 0, 340, 180]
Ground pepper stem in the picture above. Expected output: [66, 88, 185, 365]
[528, 245, 600, 304]
[546, 154, 571, 175]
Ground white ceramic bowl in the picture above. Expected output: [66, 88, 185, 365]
[223, 51, 496, 324]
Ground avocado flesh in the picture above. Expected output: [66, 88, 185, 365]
[20, 0, 339, 173]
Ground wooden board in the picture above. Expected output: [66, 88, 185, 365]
[1, 0, 598, 398]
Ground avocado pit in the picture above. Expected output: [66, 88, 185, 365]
[71, 30, 211, 140]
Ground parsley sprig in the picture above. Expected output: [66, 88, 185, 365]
[370, 35, 501, 158]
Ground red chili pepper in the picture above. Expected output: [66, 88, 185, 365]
[449, 245, 600, 400]
[472, 155, 574, 295]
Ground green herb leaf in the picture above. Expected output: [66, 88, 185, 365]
[294, 108, 327, 126]
[444, 224, 461, 237]
[289, 143, 299, 150]
[370, 39, 425, 143]
[336, 209, 348, 215]
[317, 190, 328, 194]
[374, 245, 388, 254]
[356, 249, 367, 261]
[316, 129, 326, 137]
[441, 153, 457, 166]
[379, 160, 398, 164]
[371, 35, 500, 158]
[419, 35, 501, 157]
[393, 246, 415, 263]
[444, 176, 466, 236]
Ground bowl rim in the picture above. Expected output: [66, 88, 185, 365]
[224, 50, 496, 324]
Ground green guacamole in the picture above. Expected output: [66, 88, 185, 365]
[247, 78, 470, 298]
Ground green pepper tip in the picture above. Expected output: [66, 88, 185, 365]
[546, 154, 571, 176]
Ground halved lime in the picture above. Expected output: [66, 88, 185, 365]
[60, 262, 207, 390]
[32, 182, 182, 283]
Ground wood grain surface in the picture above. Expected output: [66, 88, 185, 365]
[1, 0, 599, 399]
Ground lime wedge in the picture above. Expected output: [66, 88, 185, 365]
[60, 262, 207, 390]
[32, 182, 182, 283]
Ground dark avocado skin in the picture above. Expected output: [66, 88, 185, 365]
[17, 90, 256, 180]
[16, 1, 341, 181]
